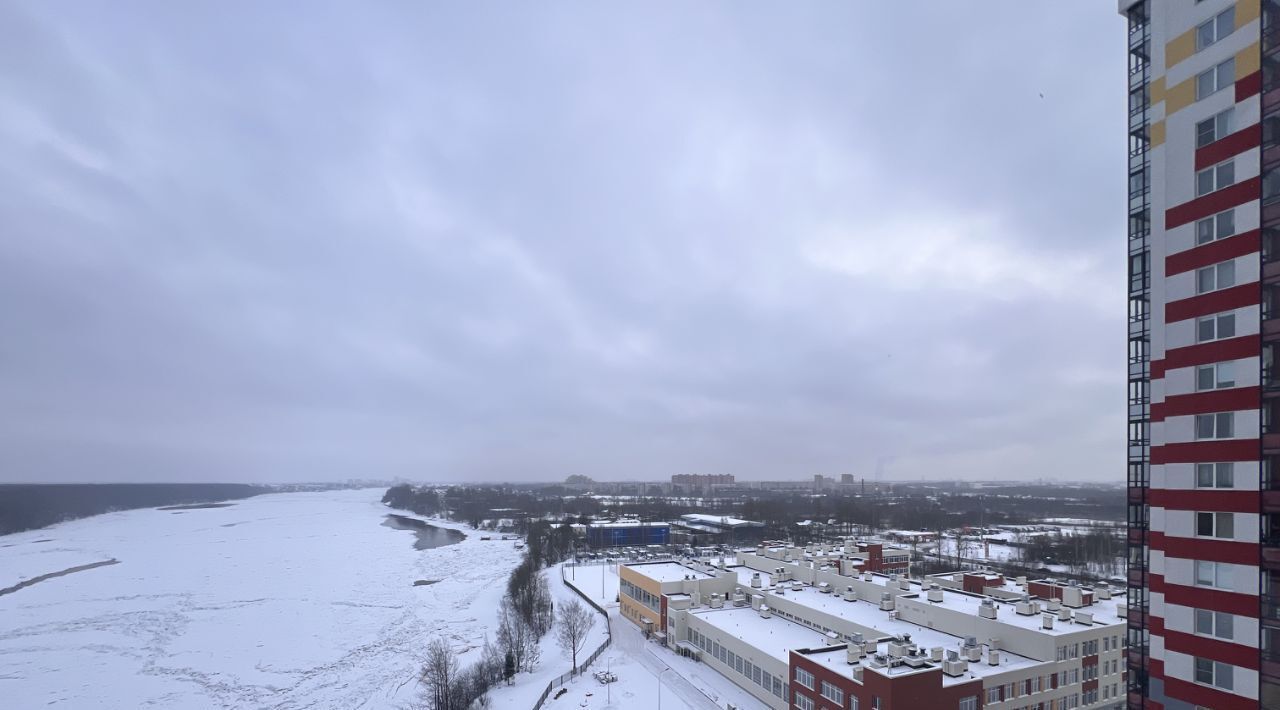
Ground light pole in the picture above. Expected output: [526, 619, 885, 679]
[657, 667, 672, 710]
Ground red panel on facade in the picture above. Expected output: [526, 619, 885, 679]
[1148, 614, 1164, 635]
[1163, 675, 1257, 710]
[1149, 438, 1260, 464]
[1236, 69, 1262, 102]
[1165, 229, 1261, 276]
[1164, 282, 1259, 323]
[1147, 488, 1261, 513]
[1148, 386, 1260, 422]
[1160, 579, 1259, 617]
[1165, 177, 1262, 230]
[1164, 629, 1260, 670]
[1148, 531, 1259, 566]
[1194, 123, 1261, 170]
[1150, 335, 1259, 379]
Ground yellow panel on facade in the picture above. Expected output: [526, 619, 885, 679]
[1238, 0, 1261, 27]
[1236, 42, 1261, 79]
[1150, 76, 1166, 105]
[1150, 121, 1166, 148]
[1165, 28, 1196, 69]
[1165, 76, 1197, 115]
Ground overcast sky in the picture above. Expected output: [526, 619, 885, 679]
[0, 2, 1124, 484]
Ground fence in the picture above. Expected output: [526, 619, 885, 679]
[529, 566, 614, 710]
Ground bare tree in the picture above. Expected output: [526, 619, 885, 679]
[421, 637, 458, 710]
[555, 599, 596, 673]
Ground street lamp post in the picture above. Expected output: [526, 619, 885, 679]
[658, 667, 672, 710]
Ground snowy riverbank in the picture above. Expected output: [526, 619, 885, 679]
[0, 488, 523, 709]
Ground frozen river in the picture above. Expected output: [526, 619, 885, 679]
[0, 488, 523, 709]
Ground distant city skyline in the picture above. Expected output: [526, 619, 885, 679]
[0, 3, 1123, 483]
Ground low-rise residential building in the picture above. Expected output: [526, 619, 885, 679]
[620, 548, 1128, 710]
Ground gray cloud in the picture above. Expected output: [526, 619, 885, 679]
[0, 1, 1124, 483]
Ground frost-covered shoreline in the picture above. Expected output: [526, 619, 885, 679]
[0, 488, 523, 709]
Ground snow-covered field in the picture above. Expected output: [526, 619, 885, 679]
[0, 488, 522, 709]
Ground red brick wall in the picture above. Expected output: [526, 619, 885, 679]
[789, 650, 984, 710]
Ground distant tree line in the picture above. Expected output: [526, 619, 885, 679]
[0, 484, 270, 535]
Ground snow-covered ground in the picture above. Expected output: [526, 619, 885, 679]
[0, 488, 522, 709]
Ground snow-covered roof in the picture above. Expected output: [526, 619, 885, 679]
[627, 561, 713, 583]
[680, 514, 763, 528]
[691, 607, 834, 663]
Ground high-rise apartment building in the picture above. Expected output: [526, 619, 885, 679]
[1119, 1, 1276, 707]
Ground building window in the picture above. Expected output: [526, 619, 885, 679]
[1196, 159, 1236, 196]
[1196, 362, 1236, 390]
[1196, 107, 1235, 147]
[1196, 260, 1236, 293]
[820, 681, 844, 704]
[958, 697, 978, 710]
[1197, 511, 1235, 538]
[1196, 312, 1236, 342]
[1194, 412, 1234, 439]
[1197, 462, 1235, 487]
[1197, 7, 1236, 51]
[986, 687, 1001, 704]
[1195, 609, 1234, 639]
[1196, 209, 1235, 244]
[1196, 58, 1236, 100]
[794, 667, 814, 690]
[794, 692, 815, 710]
[1195, 560, 1233, 589]
[1194, 656, 1235, 690]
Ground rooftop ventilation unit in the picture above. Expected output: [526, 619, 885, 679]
[1042, 612, 1054, 629]
[903, 653, 929, 668]
[1062, 585, 1085, 609]
[759, 605, 771, 619]
[1074, 611, 1093, 625]
[1047, 599, 1061, 612]
[964, 644, 982, 663]
[979, 599, 998, 620]
[1015, 598, 1039, 616]
[851, 666, 864, 682]
[889, 573, 898, 582]
[864, 572, 874, 582]
[732, 592, 747, 607]
[880, 592, 895, 611]
[846, 642, 865, 664]
[1058, 607, 1071, 622]
[709, 594, 725, 609]
[1096, 587, 1112, 600]
[751, 594, 765, 611]
[818, 582, 833, 594]
[987, 649, 1000, 666]
[775, 586, 786, 597]
[751, 573, 762, 589]
[868, 654, 888, 669]
[942, 655, 968, 677]
[929, 647, 943, 662]
[899, 578, 912, 591]
[928, 585, 944, 603]
[843, 586, 857, 602]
